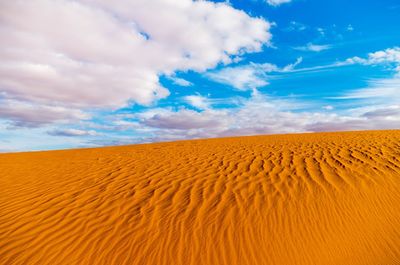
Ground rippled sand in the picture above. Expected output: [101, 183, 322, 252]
[1, 130, 400, 264]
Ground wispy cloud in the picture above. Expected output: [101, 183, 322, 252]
[323, 105, 334, 110]
[336, 47, 400, 102]
[184, 95, 211, 110]
[48, 129, 100, 137]
[168, 76, 193, 87]
[206, 58, 302, 90]
[294, 43, 332, 52]
[346, 24, 354, 32]
[143, 108, 225, 130]
[207, 46, 400, 96]
[282, 57, 303, 72]
[206, 65, 270, 90]
[336, 75, 400, 102]
[284, 21, 307, 32]
[266, 0, 292, 7]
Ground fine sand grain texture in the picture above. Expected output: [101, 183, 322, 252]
[1, 130, 400, 265]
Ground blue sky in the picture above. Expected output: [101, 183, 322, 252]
[0, 0, 399, 151]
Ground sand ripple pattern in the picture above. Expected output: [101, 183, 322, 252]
[1, 131, 400, 265]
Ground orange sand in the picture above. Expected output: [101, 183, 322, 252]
[1, 130, 400, 265]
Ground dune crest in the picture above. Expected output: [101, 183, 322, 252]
[1, 130, 400, 264]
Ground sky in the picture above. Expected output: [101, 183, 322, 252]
[0, 0, 399, 152]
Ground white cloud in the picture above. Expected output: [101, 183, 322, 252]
[285, 21, 307, 32]
[48, 128, 99, 137]
[135, 93, 306, 136]
[142, 108, 226, 130]
[267, 0, 292, 7]
[206, 58, 302, 90]
[0, 99, 89, 128]
[285, 46, 400, 74]
[282, 57, 303, 72]
[317, 27, 326, 36]
[362, 105, 400, 119]
[346, 24, 354, 32]
[346, 47, 400, 69]
[338, 75, 400, 101]
[6, 97, 400, 151]
[0, 123, 88, 151]
[294, 43, 332, 52]
[206, 65, 270, 90]
[184, 95, 210, 110]
[323, 105, 334, 110]
[0, 0, 271, 120]
[169, 76, 193, 87]
[123, 92, 400, 143]
[338, 47, 400, 103]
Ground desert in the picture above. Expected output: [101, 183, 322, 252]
[1, 130, 400, 264]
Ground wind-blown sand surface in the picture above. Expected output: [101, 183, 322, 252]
[1, 130, 400, 265]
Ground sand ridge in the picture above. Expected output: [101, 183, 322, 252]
[1, 130, 400, 264]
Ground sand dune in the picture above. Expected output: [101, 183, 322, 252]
[1, 130, 400, 264]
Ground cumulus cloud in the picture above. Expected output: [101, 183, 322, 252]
[0, 0, 271, 124]
[362, 106, 400, 119]
[267, 0, 292, 7]
[95, 46, 400, 144]
[0, 99, 89, 128]
[114, 92, 399, 143]
[346, 47, 400, 70]
[306, 106, 400, 132]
